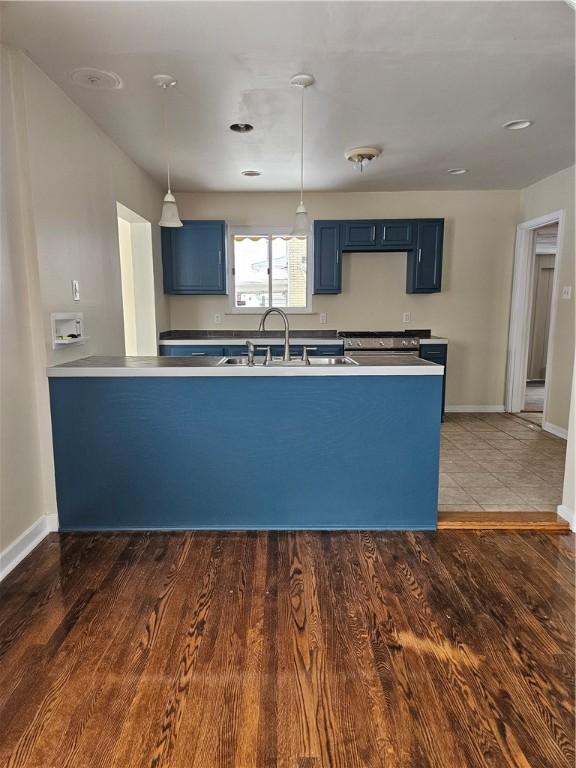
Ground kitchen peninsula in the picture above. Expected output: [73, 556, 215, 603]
[48, 354, 443, 531]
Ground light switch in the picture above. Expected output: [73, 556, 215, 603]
[402, 312, 411, 323]
[561, 286, 572, 300]
[72, 280, 80, 301]
[319, 312, 327, 324]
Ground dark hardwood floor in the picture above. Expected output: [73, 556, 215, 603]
[0, 530, 574, 767]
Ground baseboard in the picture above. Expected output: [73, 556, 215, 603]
[0, 514, 58, 582]
[557, 504, 575, 532]
[445, 405, 505, 413]
[542, 421, 568, 440]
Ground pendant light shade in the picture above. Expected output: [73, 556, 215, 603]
[155, 74, 183, 228]
[159, 191, 182, 227]
[290, 73, 314, 236]
[292, 202, 310, 237]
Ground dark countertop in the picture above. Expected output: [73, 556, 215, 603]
[159, 329, 340, 340]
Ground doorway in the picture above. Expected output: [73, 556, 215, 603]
[505, 210, 564, 428]
[523, 224, 558, 424]
[116, 202, 157, 356]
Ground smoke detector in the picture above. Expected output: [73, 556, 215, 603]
[70, 68, 123, 90]
[345, 146, 381, 173]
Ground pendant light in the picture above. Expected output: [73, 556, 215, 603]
[154, 74, 183, 228]
[290, 73, 315, 236]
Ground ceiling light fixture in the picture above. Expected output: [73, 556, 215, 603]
[71, 67, 123, 90]
[290, 73, 315, 236]
[503, 120, 533, 130]
[447, 168, 468, 175]
[345, 147, 381, 173]
[154, 74, 182, 228]
[230, 123, 254, 133]
[241, 170, 262, 177]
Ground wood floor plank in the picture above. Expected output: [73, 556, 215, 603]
[0, 531, 573, 768]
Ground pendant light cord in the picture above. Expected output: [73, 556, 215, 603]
[299, 85, 305, 205]
[163, 84, 172, 194]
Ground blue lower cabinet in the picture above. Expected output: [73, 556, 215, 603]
[160, 345, 224, 357]
[419, 344, 447, 420]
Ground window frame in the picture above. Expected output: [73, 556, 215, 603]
[226, 225, 312, 314]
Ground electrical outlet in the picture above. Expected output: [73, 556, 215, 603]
[214, 313, 222, 324]
[72, 280, 80, 301]
[402, 312, 411, 323]
[319, 312, 327, 324]
[561, 286, 572, 300]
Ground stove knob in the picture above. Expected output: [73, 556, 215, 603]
[401, 340, 408, 346]
[411, 339, 418, 346]
[379, 340, 385, 346]
[356, 341, 362, 347]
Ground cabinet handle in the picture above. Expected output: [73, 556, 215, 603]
[418, 248, 422, 263]
[218, 250, 222, 265]
[371, 225, 376, 240]
[382, 225, 386, 241]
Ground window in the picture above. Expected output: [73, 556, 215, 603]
[230, 228, 309, 311]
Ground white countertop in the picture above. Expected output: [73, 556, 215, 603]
[47, 355, 444, 378]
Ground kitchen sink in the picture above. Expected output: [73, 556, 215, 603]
[218, 356, 358, 367]
[306, 356, 358, 366]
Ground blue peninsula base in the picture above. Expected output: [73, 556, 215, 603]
[49, 375, 442, 531]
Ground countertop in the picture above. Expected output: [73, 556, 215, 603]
[47, 355, 444, 378]
[158, 330, 448, 345]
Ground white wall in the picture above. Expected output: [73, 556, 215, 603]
[520, 166, 575, 432]
[21, 55, 167, 364]
[172, 191, 520, 409]
[1, 48, 165, 567]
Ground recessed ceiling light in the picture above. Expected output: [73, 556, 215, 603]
[241, 170, 262, 177]
[230, 123, 254, 133]
[70, 68, 123, 90]
[447, 168, 468, 175]
[503, 120, 533, 130]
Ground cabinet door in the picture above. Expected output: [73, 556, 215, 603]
[340, 220, 379, 249]
[160, 345, 224, 357]
[419, 344, 447, 420]
[380, 221, 414, 247]
[162, 221, 226, 294]
[406, 220, 443, 293]
[313, 222, 342, 294]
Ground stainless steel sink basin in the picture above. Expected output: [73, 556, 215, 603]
[218, 356, 358, 367]
[307, 356, 359, 366]
[221, 357, 259, 366]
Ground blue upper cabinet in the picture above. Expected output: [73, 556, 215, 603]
[162, 220, 227, 294]
[340, 220, 380, 249]
[380, 221, 414, 247]
[313, 221, 342, 294]
[406, 220, 444, 293]
[314, 218, 443, 295]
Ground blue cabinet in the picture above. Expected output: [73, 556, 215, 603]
[313, 222, 342, 294]
[419, 344, 447, 420]
[406, 220, 443, 294]
[162, 221, 226, 294]
[160, 345, 224, 357]
[380, 221, 414, 247]
[341, 220, 380, 249]
[314, 218, 443, 295]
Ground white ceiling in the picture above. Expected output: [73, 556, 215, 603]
[2, 1, 574, 192]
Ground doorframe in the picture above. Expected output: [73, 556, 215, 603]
[505, 209, 565, 422]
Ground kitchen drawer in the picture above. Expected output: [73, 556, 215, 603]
[160, 344, 224, 357]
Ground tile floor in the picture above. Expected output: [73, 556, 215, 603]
[439, 412, 566, 513]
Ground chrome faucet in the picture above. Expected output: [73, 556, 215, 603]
[258, 307, 291, 361]
[246, 340, 255, 366]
